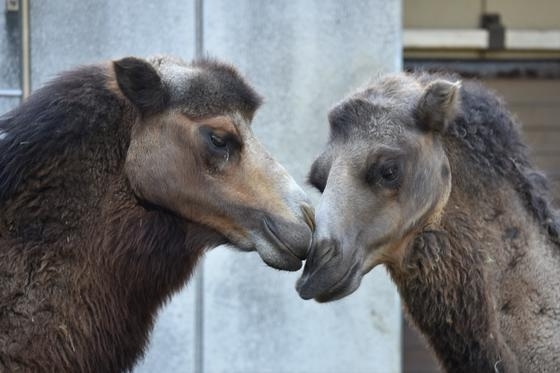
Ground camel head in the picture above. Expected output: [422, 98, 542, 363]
[297, 75, 460, 301]
[113, 56, 314, 271]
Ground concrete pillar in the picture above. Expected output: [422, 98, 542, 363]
[201, 1, 402, 372]
[29, 1, 196, 88]
[0, 2, 22, 112]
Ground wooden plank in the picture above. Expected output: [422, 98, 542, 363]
[483, 80, 560, 103]
[523, 129, 560, 154]
[551, 179, 560, 206]
[531, 154, 560, 176]
[404, 0, 481, 29]
[403, 318, 441, 373]
[506, 30, 560, 50]
[509, 105, 560, 127]
[404, 29, 488, 49]
[403, 29, 560, 51]
[486, 0, 560, 29]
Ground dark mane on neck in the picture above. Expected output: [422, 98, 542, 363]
[0, 65, 128, 203]
[442, 77, 560, 245]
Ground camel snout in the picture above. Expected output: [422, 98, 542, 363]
[254, 206, 314, 271]
[300, 203, 316, 233]
[296, 240, 343, 300]
[263, 208, 313, 261]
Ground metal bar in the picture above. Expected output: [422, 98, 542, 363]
[193, 2, 205, 372]
[20, 0, 30, 99]
[0, 89, 23, 97]
[404, 59, 560, 79]
[195, 0, 204, 58]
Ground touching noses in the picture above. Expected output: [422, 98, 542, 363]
[293, 203, 316, 259]
[268, 202, 315, 261]
[301, 203, 316, 235]
[296, 239, 342, 299]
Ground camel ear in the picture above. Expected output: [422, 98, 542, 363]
[416, 79, 461, 133]
[113, 57, 168, 114]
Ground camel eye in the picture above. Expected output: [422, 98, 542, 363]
[210, 133, 227, 148]
[199, 126, 240, 166]
[366, 160, 401, 189]
[380, 164, 399, 182]
[378, 161, 401, 189]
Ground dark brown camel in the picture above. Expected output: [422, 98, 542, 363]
[296, 72, 560, 372]
[0, 56, 314, 372]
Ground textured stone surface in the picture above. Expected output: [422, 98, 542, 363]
[0, 2, 22, 114]
[202, 1, 402, 372]
[134, 283, 197, 372]
[30, 1, 196, 89]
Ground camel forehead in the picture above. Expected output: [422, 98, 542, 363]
[150, 56, 199, 97]
[148, 56, 261, 119]
[329, 97, 410, 145]
[328, 74, 425, 144]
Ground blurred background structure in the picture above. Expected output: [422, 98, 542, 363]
[1, 1, 559, 372]
[403, 1, 560, 371]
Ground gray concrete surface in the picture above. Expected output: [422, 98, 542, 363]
[1, 1, 403, 372]
[0, 3, 22, 113]
[201, 2, 402, 372]
[30, 1, 196, 88]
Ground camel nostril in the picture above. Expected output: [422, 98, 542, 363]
[300, 204, 316, 232]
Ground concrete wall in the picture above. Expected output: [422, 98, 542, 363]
[0, 3, 21, 113]
[200, 2, 402, 373]
[1, 1, 403, 372]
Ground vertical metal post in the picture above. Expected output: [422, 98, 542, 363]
[193, 2, 205, 372]
[20, 0, 30, 99]
[195, 0, 203, 59]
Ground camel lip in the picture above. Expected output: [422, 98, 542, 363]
[314, 265, 362, 303]
[263, 216, 308, 260]
[300, 204, 316, 232]
[262, 252, 302, 272]
[254, 218, 303, 271]
[296, 259, 361, 301]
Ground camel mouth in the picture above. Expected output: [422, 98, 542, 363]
[300, 204, 316, 233]
[253, 217, 308, 271]
[263, 217, 305, 260]
[313, 262, 362, 302]
[296, 259, 362, 302]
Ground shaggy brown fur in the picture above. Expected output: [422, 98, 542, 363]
[0, 57, 311, 372]
[0, 62, 225, 372]
[388, 75, 560, 373]
[299, 72, 560, 372]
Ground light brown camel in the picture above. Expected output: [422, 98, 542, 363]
[297, 72, 560, 372]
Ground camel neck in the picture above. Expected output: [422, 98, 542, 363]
[389, 226, 519, 372]
[388, 174, 535, 372]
